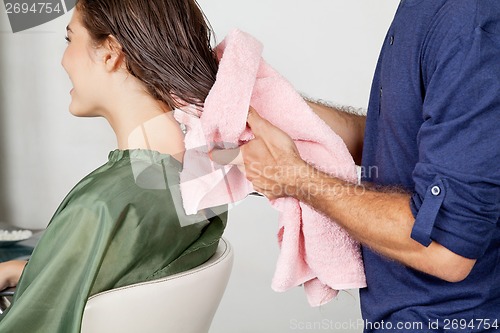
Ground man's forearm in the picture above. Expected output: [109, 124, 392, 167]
[238, 109, 474, 282]
[293, 165, 476, 282]
[306, 100, 366, 165]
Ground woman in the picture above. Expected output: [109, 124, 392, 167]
[0, 0, 225, 331]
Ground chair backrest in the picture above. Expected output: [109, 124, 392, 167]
[81, 238, 233, 333]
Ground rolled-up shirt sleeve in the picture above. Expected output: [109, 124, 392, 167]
[410, 7, 500, 259]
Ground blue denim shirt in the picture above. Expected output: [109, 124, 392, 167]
[360, 0, 500, 331]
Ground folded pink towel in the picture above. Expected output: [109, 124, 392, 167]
[174, 29, 366, 306]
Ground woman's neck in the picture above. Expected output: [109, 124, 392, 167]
[89, 69, 185, 161]
[104, 92, 185, 162]
[124, 112, 185, 161]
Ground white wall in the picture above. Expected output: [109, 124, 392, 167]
[0, 11, 116, 230]
[1, 1, 400, 332]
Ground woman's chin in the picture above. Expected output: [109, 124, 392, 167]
[68, 104, 83, 117]
[68, 103, 95, 117]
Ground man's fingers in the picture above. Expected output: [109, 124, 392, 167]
[209, 147, 244, 166]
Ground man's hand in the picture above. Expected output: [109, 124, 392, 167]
[211, 108, 308, 200]
[210, 107, 475, 282]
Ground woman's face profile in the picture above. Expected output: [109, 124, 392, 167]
[61, 9, 109, 118]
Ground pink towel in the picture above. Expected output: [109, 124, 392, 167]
[174, 29, 366, 306]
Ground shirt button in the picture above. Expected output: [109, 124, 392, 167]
[390, 35, 394, 45]
[431, 186, 441, 196]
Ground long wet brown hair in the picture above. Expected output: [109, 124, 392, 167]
[76, 0, 218, 109]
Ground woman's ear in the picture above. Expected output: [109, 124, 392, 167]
[102, 35, 125, 72]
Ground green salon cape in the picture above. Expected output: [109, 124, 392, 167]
[0, 149, 227, 332]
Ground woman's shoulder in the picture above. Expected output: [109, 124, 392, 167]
[54, 150, 182, 214]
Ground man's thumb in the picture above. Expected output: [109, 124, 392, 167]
[246, 107, 268, 136]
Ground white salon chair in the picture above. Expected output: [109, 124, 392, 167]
[80, 238, 233, 333]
